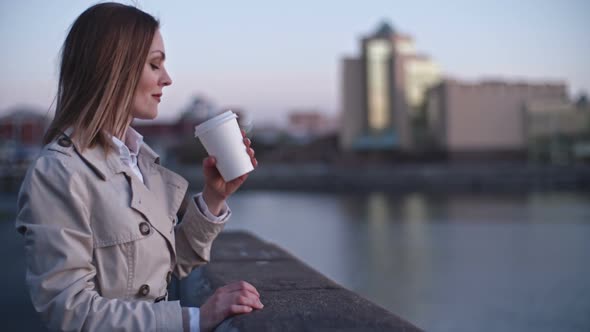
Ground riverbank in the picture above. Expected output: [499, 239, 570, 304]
[173, 162, 590, 193]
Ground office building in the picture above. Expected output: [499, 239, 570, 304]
[340, 21, 440, 152]
[426, 79, 568, 159]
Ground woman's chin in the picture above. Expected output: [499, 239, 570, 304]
[134, 111, 158, 121]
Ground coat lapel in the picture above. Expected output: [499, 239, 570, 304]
[135, 144, 189, 253]
[64, 130, 189, 255]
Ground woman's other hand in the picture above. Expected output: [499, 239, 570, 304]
[202, 130, 257, 215]
[199, 280, 263, 332]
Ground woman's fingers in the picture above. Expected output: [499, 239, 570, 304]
[203, 156, 216, 167]
[223, 281, 260, 298]
[222, 281, 260, 297]
[230, 304, 253, 314]
[242, 135, 257, 167]
[236, 294, 264, 309]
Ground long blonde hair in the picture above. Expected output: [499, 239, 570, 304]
[43, 2, 159, 153]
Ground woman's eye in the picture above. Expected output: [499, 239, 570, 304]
[150, 64, 159, 70]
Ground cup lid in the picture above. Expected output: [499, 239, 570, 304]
[194, 110, 237, 137]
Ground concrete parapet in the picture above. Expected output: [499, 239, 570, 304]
[173, 231, 422, 332]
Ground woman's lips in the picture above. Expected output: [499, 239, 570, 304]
[152, 94, 162, 102]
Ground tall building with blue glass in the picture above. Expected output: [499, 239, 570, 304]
[340, 21, 440, 152]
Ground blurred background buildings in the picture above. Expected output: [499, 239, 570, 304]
[339, 21, 589, 163]
[1, 21, 589, 171]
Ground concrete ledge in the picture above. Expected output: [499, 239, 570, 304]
[176, 231, 422, 332]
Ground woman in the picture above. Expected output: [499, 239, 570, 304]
[15, 3, 262, 331]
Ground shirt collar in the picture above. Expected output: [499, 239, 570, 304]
[111, 127, 144, 161]
[125, 127, 144, 156]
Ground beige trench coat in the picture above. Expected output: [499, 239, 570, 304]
[15, 132, 226, 331]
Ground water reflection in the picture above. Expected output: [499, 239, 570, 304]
[225, 191, 590, 332]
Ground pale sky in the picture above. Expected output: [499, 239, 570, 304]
[1, 0, 588, 126]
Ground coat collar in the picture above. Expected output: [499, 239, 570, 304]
[62, 127, 161, 181]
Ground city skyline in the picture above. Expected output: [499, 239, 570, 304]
[1, 0, 588, 126]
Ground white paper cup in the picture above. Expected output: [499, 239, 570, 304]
[194, 110, 254, 181]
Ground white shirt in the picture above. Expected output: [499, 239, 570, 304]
[111, 127, 145, 183]
[110, 127, 229, 221]
[111, 127, 228, 331]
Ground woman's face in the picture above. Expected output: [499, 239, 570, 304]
[132, 30, 172, 120]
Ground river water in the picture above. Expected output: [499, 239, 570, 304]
[224, 191, 590, 332]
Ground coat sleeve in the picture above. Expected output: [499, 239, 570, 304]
[15, 155, 183, 332]
[173, 195, 228, 278]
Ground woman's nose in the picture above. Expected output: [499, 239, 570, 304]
[161, 69, 172, 87]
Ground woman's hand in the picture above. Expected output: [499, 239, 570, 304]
[202, 130, 257, 215]
[199, 281, 263, 332]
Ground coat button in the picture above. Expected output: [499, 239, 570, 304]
[57, 137, 72, 147]
[166, 271, 172, 284]
[139, 222, 150, 235]
[138, 284, 150, 297]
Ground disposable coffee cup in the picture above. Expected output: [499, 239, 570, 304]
[194, 110, 254, 181]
